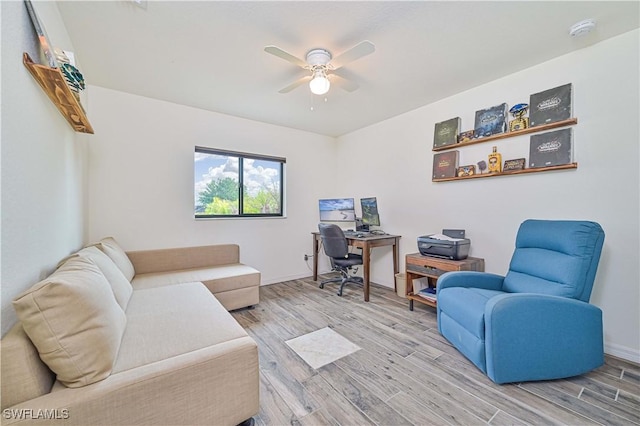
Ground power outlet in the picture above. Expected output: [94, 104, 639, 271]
[304, 254, 309, 261]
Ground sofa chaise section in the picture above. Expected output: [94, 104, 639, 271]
[127, 244, 260, 311]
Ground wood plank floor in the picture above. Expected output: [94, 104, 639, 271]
[231, 277, 640, 426]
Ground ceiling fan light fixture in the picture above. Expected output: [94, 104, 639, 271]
[309, 70, 330, 95]
[265, 41, 374, 95]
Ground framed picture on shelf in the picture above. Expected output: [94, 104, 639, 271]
[432, 151, 459, 179]
[503, 158, 526, 171]
[433, 117, 461, 148]
[474, 103, 508, 138]
[529, 83, 573, 127]
[24, 0, 58, 68]
[529, 128, 573, 168]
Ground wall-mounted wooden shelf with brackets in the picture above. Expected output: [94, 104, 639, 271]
[23, 52, 94, 134]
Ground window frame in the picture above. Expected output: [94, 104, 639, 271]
[194, 146, 285, 219]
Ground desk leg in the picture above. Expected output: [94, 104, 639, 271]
[313, 234, 319, 281]
[392, 237, 400, 291]
[363, 243, 371, 302]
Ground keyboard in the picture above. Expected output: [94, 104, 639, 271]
[344, 231, 370, 238]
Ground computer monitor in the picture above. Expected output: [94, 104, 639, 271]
[360, 197, 380, 226]
[319, 198, 356, 222]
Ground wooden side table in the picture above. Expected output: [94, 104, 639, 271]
[405, 253, 485, 311]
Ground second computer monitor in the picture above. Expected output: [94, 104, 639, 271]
[360, 197, 380, 226]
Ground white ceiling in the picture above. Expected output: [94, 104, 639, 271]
[56, 1, 639, 137]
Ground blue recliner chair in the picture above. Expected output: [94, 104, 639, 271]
[437, 219, 605, 384]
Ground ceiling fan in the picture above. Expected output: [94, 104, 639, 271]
[264, 40, 375, 95]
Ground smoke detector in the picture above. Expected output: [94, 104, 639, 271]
[569, 19, 596, 37]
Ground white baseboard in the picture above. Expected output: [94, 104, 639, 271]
[260, 272, 314, 286]
[605, 342, 640, 364]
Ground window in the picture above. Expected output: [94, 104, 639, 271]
[194, 147, 285, 218]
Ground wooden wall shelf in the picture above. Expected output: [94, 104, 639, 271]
[23, 52, 94, 134]
[432, 115, 578, 182]
[433, 163, 578, 182]
[432, 118, 578, 152]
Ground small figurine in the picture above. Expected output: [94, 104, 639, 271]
[477, 160, 487, 174]
[488, 146, 502, 173]
[509, 103, 530, 131]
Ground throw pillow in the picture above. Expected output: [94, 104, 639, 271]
[71, 246, 133, 310]
[93, 237, 136, 281]
[13, 256, 127, 388]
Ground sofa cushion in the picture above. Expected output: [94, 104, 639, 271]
[93, 237, 135, 281]
[113, 282, 249, 373]
[0, 324, 55, 410]
[215, 286, 260, 311]
[66, 246, 133, 310]
[126, 244, 240, 275]
[131, 264, 260, 294]
[13, 256, 127, 388]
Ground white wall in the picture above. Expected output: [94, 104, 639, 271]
[86, 86, 337, 284]
[5, 0, 635, 362]
[1, 1, 88, 335]
[336, 30, 640, 361]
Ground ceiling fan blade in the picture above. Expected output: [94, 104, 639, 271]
[330, 40, 375, 70]
[278, 75, 312, 93]
[330, 73, 359, 92]
[264, 45, 307, 68]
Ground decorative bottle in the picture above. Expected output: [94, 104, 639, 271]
[488, 146, 502, 173]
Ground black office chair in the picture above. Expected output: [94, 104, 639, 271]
[317, 223, 364, 296]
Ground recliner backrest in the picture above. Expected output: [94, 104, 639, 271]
[318, 223, 349, 259]
[503, 220, 605, 301]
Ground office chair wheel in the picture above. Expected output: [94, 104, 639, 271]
[337, 289, 343, 296]
[319, 283, 325, 289]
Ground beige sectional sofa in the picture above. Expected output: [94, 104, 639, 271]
[1, 238, 260, 425]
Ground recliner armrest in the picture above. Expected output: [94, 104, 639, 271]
[484, 293, 604, 383]
[437, 271, 505, 293]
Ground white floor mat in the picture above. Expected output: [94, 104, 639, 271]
[285, 327, 361, 369]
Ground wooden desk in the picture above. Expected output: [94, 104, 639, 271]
[312, 232, 401, 302]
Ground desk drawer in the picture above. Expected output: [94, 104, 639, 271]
[406, 264, 447, 277]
